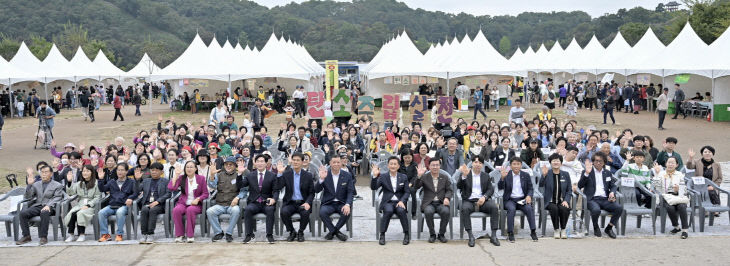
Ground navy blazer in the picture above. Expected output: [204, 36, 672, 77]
[539, 170, 572, 207]
[577, 168, 616, 201]
[314, 169, 355, 206]
[277, 169, 315, 206]
[137, 177, 171, 206]
[456, 171, 494, 201]
[497, 170, 533, 202]
[370, 172, 410, 210]
[240, 170, 279, 204]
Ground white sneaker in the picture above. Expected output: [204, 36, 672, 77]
[174, 236, 184, 243]
[65, 235, 76, 242]
[139, 235, 148, 244]
[186, 237, 194, 243]
[76, 235, 86, 242]
[554, 230, 560, 239]
[147, 235, 155, 244]
[560, 229, 567, 239]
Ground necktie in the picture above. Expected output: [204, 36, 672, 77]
[257, 172, 264, 203]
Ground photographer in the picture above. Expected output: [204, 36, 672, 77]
[36, 101, 56, 149]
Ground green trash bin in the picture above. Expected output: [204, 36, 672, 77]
[667, 102, 675, 115]
[499, 98, 507, 105]
[374, 98, 382, 107]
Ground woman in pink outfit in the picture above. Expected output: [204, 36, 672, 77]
[168, 161, 209, 243]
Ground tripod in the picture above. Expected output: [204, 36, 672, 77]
[34, 115, 53, 150]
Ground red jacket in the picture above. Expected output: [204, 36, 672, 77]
[113, 96, 122, 109]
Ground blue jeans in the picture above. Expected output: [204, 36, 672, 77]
[161, 94, 168, 104]
[0, 128, 3, 147]
[493, 99, 500, 111]
[98, 205, 128, 235]
[206, 204, 241, 235]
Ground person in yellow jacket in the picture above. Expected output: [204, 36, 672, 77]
[257, 86, 266, 101]
[369, 133, 394, 154]
[537, 106, 551, 123]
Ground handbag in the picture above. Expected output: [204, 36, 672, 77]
[662, 193, 689, 205]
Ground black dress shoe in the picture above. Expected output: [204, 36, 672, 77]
[681, 232, 688, 239]
[212, 233, 224, 242]
[286, 232, 297, 242]
[267, 235, 275, 244]
[670, 228, 681, 235]
[594, 229, 602, 238]
[490, 234, 501, 246]
[508, 233, 515, 243]
[225, 234, 233, 243]
[15, 236, 31, 245]
[242, 234, 254, 244]
[428, 234, 436, 243]
[604, 227, 617, 239]
[39, 237, 48, 245]
[324, 232, 334, 240]
[379, 233, 386, 245]
[467, 232, 475, 247]
[438, 234, 447, 243]
[402, 233, 410, 245]
[335, 232, 348, 241]
[530, 231, 538, 242]
[297, 232, 305, 242]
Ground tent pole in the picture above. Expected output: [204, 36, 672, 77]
[446, 72, 450, 97]
[8, 79, 13, 119]
[43, 78, 49, 104]
[711, 72, 715, 122]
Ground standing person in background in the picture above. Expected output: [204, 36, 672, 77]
[292, 85, 306, 119]
[646, 83, 657, 112]
[558, 85, 567, 107]
[87, 90, 95, 122]
[160, 83, 168, 104]
[473, 87, 487, 120]
[113, 92, 124, 122]
[656, 88, 669, 130]
[0, 109, 3, 150]
[192, 89, 201, 114]
[602, 90, 615, 125]
[491, 86, 500, 112]
[133, 91, 142, 117]
[672, 83, 686, 119]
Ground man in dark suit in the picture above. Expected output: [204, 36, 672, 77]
[578, 152, 622, 239]
[437, 137, 464, 176]
[498, 157, 538, 242]
[371, 156, 411, 245]
[457, 156, 500, 247]
[250, 98, 263, 132]
[539, 154, 572, 239]
[315, 156, 355, 241]
[276, 153, 315, 242]
[58, 152, 83, 187]
[241, 154, 279, 244]
[136, 163, 171, 244]
[413, 159, 452, 244]
[16, 165, 64, 245]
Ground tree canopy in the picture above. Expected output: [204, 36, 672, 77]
[0, 0, 728, 70]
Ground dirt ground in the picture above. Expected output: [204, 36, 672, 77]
[0, 100, 728, 192]
[1, 236, 729, 265]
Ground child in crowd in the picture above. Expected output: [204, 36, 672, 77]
[284, 102, 295, 122]
[565, 95, 577, 118]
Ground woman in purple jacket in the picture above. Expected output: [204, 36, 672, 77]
[168, 161, 209, 243]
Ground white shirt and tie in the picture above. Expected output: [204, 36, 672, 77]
[468, 171, 483, 200]
[593, 168, 607, 198]
[510, 171, 524, 199]
[389, 173, 398, 201]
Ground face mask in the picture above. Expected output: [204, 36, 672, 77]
[90, 155, 98, 160]
[61, 159, 69, 165]
[305, 133, 311, 138]
[224, 132, 229, 136]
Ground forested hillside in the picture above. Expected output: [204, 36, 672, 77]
[0, 0, 728, 69]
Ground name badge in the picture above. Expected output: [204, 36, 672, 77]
[82, 199, 88, 205]
[621, 177, 635, 187]
[605, 177, 611, 182]
[341, 182, 347, 186]
[150, 196, 155, 202]
[399, 183, 404, 186]
[231, 179, 236, 185]
[692, 177, 705, 185]
[560, 179, 566, 182]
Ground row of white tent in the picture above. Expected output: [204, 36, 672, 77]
[0, 32, 324, 89]
[363, 22, 730, 80]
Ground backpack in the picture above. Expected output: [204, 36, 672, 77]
[548, 91, 555, 100]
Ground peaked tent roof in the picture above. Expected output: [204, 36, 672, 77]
[709, 25, 730, 77]
[8, 42, 46, 83]
[623, 27, 666, 76]
[572, 35, 606, 74]
[41, 44, 76, 82]
[0, 56, 36, 85]
[364, 31, 446, 79]
[595, 32, 633, 74]
[126, 53, 162, 78]
[91, 51, 125, 80]
[69, 47, 99, 81]
[649, 22, 711, 77]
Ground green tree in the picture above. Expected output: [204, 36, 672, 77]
[0, 33, 20, 60]
[237, 31, 250, 47]
[28, 34, 51, 60]
[498, 36, 511, 55]
[619, 22, 649, 45]
[656, 3, 666, 12]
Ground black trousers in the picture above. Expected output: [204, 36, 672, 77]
[504, 198, 536, 232]
[585, 98, 594, 110]
[280, 202, 311, 233]
[319, 201, 349, 234]
[546, 202, 571, 230]
[672, 102, 686, 118]
[423, 201, 450, 235]
[66, 211, 86, 234]
[19, 205, 54, 238]
[663, 201, 688, 229]
[658, 110, 667, 128]
[88, 110, 95, 121]
[460, 200, 499, 232]
[380, 200, 409, 234]
[140, 204, 165, 235]
[244, 202, 276, 236]
[559, 96, 567, 107]
[635, 187, 653, 208]
[113, 108, 124, 121]
[587, 197, 623, 230]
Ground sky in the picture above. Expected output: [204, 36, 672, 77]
[252, 0, 672, 17]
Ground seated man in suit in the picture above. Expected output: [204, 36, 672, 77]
[316, 155, 355, 241]
[413, 159, 452, 244]
[206, 157, 248, 243]
[241, 154, 279, 244]
[16, 165, 64, 245]
[371, 156, 411, 245]
[276, 153, 315, 242]
[498, 157, 538, 243]
[457, 156, 500, 247]
[578, 152, 623, 239]
[137, 163, 172, 244]
[539, 154, 572, 239]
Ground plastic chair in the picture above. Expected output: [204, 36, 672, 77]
[454, 170, 499, 239]
[497, 168, 543, 236]
[275, 193, 316, 237]
[574, 189, 621, 235]
[686, 177, 730, 232]
[0, 187, 27, 240]
[414, 186, 453, 239]
[657, 182, 695, 233]
[242, 194, 280, 236]
[374, 187, 412, 239]
[618, 179, 657, 235]
[315, 192, 354, 238]
[168, 192, 208, 238]
[131, 197, 172, 239]
[92, 195, 134, 240]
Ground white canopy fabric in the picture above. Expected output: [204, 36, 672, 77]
[8, 42, 46, 83]
[650, 23, 711, 77]
[364, 31, 446, 79]
[572, 35, 606, 74]
[533, 40, 565, 73]
[443, 30, 522, 77]
[153, 34, 230, 81]
[709, 26, 730, 78]
[622, 28, 667, 76]
[41, 44, 75, 82]
[69, 47, 99, 81]
[0, 55, 36, 85]
[125, 53, 162, 78]
[595, 32, 633, 75]
[91, 50, 125, 80]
